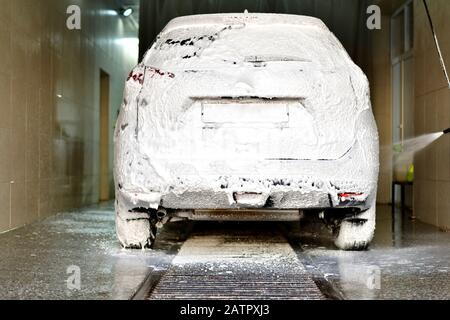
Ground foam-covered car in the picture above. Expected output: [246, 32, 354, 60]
[114, 13, 379, 250]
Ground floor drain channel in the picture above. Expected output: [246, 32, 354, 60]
[147, 232, 325, 300]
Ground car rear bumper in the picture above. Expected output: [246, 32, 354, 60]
[117, 175, 376, 212]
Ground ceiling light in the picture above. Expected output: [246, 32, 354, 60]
[122, 7, 133, 17]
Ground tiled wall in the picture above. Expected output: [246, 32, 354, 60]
[0, 0, 138, 233]
[413, 0, 450, 229]
[366, 0, 449, 230]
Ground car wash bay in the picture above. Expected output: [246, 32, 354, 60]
[0, 0, 449, 300]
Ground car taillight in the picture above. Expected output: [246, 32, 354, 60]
[338, 192, 365, 202]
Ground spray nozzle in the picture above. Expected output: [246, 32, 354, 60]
[444, 128, 450, 134]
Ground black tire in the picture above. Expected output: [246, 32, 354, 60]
[334, 204, 376, 251]
[116, 211, 157, 249]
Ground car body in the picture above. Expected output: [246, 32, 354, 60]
[114, 13, 379, 250]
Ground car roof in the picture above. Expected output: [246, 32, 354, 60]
[162, 13, 329, 33]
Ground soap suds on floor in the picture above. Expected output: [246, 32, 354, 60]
[171, 231, 309, 277]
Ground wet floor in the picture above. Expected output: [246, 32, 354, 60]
[0, 203, 188, 300]
[289, 205, 450, 299]
[0, 203, 448, 300]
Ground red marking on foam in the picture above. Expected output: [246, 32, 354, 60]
[148, 67, 175, 79]
[127, 71, 144, 84]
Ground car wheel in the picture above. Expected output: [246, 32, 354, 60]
[334, 202, 376, 251]
[115, 210, 157, 249]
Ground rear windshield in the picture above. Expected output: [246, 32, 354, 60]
[144, 24, 350, 71]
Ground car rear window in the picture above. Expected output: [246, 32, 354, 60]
[143, 24, 349, 72]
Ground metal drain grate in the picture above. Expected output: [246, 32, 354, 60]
[147, 231, 325, 300]
[149, 272, 325, 300]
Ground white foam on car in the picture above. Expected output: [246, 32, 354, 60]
[114, 13, 379, 211]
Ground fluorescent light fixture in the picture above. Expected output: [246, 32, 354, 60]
[100, 9, 118, 16]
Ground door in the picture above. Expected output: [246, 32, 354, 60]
[99, 70, 110, 202]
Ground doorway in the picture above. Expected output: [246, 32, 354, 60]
[391, 0, 414, 207]
[99, 70, 110, 202]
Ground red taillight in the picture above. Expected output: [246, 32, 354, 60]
[339, 192, 363, 197]
[338, 192, 365, 202]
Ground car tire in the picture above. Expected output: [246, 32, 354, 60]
[115, 210, 157, 249]
[334, 202, 376, 251]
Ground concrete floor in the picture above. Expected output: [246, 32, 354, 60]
[0, 203, 188, 300]
[0, 204, 448, 300]
[286, 205, 450, 299]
